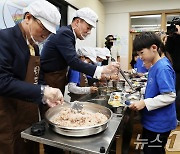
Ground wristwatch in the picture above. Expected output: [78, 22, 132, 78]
[41, 85, 46, 104]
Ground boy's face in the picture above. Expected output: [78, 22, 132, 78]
[80, 56, 85, 61]
[84, 57, 92, 63]
[137, 45, 157, 65]
[96, 57, 103, 62]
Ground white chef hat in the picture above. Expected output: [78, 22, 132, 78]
[95, 48, 107, 60]
[23, 0, 61, 34]
[73, 7, 98, 27]
[77, 47, 97, 63]
[103, 48, 111, 57]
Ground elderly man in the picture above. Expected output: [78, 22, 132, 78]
[40, 7, 120, 94]
[40, 7, 120, 154]
[0, 1, 63, 154]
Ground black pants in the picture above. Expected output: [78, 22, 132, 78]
[44, 145, 65, 154]
[175, 72, 180, 120]
[142, 127, 170, 154]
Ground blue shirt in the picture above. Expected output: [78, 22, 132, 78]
[134, 58, 148, 73]
[68, 69, 81, 86]
[142, 57, 176, 133]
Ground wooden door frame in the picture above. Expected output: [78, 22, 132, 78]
[128, 9, 180, 69]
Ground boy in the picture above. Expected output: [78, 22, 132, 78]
[129, 32, 176, 154]
[68, 47, 98, 101]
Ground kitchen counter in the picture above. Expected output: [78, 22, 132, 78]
[21, 93, 127, 154]
[21, 114, 122, 154]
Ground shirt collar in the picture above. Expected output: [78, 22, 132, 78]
[72, 26, 77, 40]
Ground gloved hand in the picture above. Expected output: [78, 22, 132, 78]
[43, 86, 64, 107]
[101, 62, 120, 81]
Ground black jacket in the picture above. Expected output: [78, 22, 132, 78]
[166, 33, 180, 72]
[40, 25, 96, 77]
[0, 24, 41, 103]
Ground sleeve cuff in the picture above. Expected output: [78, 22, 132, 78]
[41, 85, 47, 104]
[144, 98, 154, 111]
[93, 66, 103, 80]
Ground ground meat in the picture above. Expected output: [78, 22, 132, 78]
[51, 107, 108, 127]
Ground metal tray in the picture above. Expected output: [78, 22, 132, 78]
[45, 102, 113, 137]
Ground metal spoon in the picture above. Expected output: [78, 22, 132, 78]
[119, 69, 135, 90]
[64, 100, 83, 112]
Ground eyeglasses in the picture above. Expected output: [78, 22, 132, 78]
[33, 17, 51, 37]
[109, 38, 116, 41]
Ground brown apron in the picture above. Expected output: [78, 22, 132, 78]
[44, 69, 67, 94]
[40, 69, 68, 118]
[0, 56, 40, 154]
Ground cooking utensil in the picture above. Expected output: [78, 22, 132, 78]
[64, 100, 83, 112]
[98, 86, 115, 96]
[119, 69, 135, 90]
[110, 58, 132, 90]
[45, 102, 112, 137]
[115, 80, 125, 91]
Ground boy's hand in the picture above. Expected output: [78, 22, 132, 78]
[129, 100, 145, 111]
[90, 86, 98, 93]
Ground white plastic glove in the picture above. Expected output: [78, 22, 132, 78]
[43, 86, 64, 107]
[101, 62, 120, 81]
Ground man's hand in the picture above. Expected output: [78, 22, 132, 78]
[101, 62, 120, 80]
[176, 25, 180, 34]
[43, 86, 64, 107]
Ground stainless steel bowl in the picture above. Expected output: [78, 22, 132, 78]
[45, 102, 113, 137]
[125, 93, 140, 101]
[98, 86, 116, 96]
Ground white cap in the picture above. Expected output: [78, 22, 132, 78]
[73, 7, 98, 27]
[103, 48, 111, 57]
[77, 47, 97, 63]
[95, 48, 107, 60]
[23, 0, 61, 34]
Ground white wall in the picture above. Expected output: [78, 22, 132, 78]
[65, 0, 105, 47]
[102, 0, 180, 70]
[105, 13, 129, 70]
[103, 0, 180, 14]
